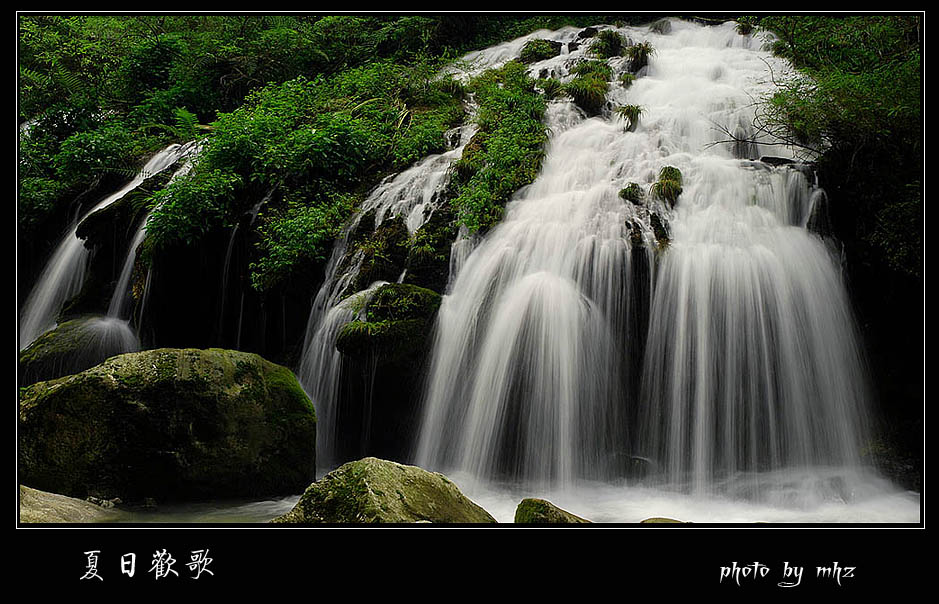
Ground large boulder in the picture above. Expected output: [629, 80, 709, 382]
[19, 485, 129, 524]
[272, 457, 496, 524]
[514, 498, 591, 524]
[19, 348, 317, 503]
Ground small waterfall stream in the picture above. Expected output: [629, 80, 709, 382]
[19, 142, 198, 350]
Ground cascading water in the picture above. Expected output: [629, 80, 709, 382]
[411, 20, 917, 521]
[19, 142, 203, 386]
[297, 118, 477, 471]
[19, 142, 197, 350]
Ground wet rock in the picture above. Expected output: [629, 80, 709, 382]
[19, 315, 139, 386]
[19, 348, 317, 503]
[514, 498, 591, 523]
[19, 485, 129, 523]
[272, 457, 496, 524]
[577, 26, 598, 39]
[650, 19, 672, 34]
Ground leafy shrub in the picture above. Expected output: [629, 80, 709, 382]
[520, 38, 561, 63]
[649, 165, 682, 207]
[53, 122, 138, 184]
[615, 104, 643, 131]
[618, 182, 643, 204]
[538, 77, 563, 99]
[563, 74, 608, 116]
[249, 194, 356, 291]
[145, 168, 241, 252]
[571, 59, 612, 80]
[625, 42, 655, 73]
[450, 61, 548, 232]
[590, 29, 625, 59]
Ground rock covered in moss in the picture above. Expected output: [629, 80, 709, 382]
[640, 517, 686, 523]
[272, 457, 496, 524]
[345, 214, 410, 297]
[19, 315, 140, 386]
[514, 498, 591, 524]
[405, 204, 458, 293]
[335, 283, 441, 363]
[19, 348, 317, 503]
[519, 38, 563, 63]
[19, 484, 130, 524]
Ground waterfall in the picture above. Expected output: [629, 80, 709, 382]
[19, 142, 197, 350]
[415, 19, 878, 503]
[296, 114, 477, 471]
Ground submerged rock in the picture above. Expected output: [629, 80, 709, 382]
[272, 457, 496, 524]
[19, 348, 317, 503]
[514, 498, 591, 524]
[19, 485, 129, 523]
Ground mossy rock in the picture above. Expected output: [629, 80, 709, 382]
[335, 283, 441, 363]
[272, 457, 496, 524]
[19, 484, 129, 524]
[650, 212, 670, 248]
[19, 316, 140, 386]
[640, 517, 687, 523]
[405, 204, 458, 293]
[519, 38, 562, 64]
[625, 42, 656, 74]
[365, 282, 442, 322]
[619, 182, 644, 204]
[590, 29, 626, 59]
[650, 166, 683, 207]
[563, 73, 609, 117]
[343, 214, 410, 297]
[514, 498, 591, 524]
[18, 348, 317, 503]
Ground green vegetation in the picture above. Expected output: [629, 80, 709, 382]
[625, 41, 655, 73]
[563, 60, 612, 116]
[449, 61, 548, 232]
[519, 38, 561, 63]
[590, 29, 626, 59]
[755, 15, 922, 278]
[650, 166, 683, 207]
[615, 104, 643, 132]
[619, 182, 643, 204]
[537, 77, 564, 100]
[20, 15, 637, 294]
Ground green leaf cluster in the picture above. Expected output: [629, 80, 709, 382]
[590, 29, 626, 59]
[650, 166, 683, 207]
[562, 60, 612, 116]
[520, 39, 561, 64]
